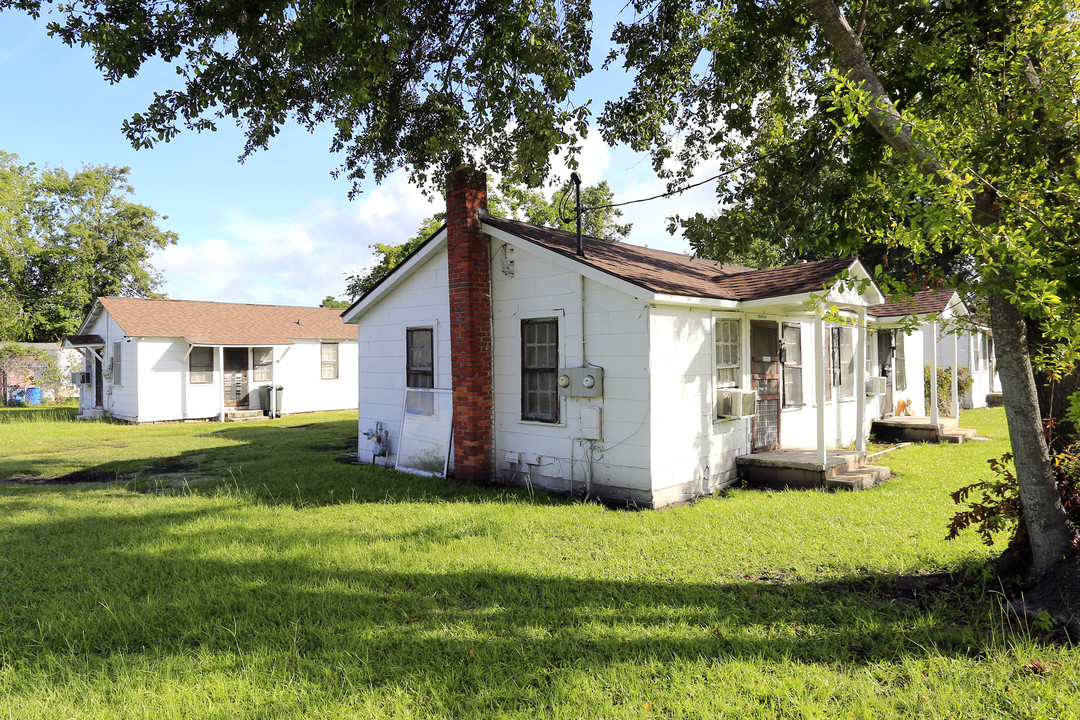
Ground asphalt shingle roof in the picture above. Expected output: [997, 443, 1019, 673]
[95, 297, 353, 345]
[483, 216, 856, 302]
[868, 289, 957, 318]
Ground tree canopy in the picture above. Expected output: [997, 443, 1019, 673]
[0, 151, 177, 341]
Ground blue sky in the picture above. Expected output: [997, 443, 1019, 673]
[0, 7, 723, 307]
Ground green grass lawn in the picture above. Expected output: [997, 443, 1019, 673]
[1, 408, 1077, 719]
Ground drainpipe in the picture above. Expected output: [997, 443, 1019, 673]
[814, 314, 827, 465]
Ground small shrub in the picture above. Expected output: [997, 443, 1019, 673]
[924, 364, 974, 417]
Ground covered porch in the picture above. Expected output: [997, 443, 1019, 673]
[736, 448, 891, 491]
[63, 334, 106, 419]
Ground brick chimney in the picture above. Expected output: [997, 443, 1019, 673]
[446, 166, 493, 482]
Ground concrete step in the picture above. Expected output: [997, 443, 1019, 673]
[824, 464, 891, 491]
[939, 427, 977, 444]
[226, 409, 268, 422]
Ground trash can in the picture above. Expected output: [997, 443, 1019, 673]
[274, 385, 284, 417]
[26, 388, 42, 405]
[258, 385, 271, 415]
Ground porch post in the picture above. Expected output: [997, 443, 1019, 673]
[950, 330, 960, 420]
[217, 345, 225, 423]
[814, 314, 827, 465]
[930, 320, 940, 426]
[855, 307, 866, 452]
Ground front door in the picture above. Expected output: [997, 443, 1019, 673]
[93, 356, 103, 407]
[223, 348, 249, 407]
[878, 330, 895, 416]
[751, 321, 780, 451]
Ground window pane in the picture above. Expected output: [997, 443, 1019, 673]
[407, 328, 434, 389]
[895, 332, 907, 391]
[253, 347, 273, 382]
[190, 347, 214, 384]
[521, 319, 558, 422]
[714, 318, 740, 389]
[782, 324, 802, 407]
[321, 343, 339, 380]
[839, 327, 854, 399]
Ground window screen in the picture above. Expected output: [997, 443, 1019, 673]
[406, 328, 435, 415]
[895, 332, 907, 391]
[782, 323, 802, 407]
[830, 326, 854, 399]
[715, 318, 741, 389]
[112, 341, 122, 386]
[190, 347, 214, 384]
[321, 343, 339, 379]
[522, 318, 559, 423]
[406, 328, 434, 388]
[253, 347, 273, 382]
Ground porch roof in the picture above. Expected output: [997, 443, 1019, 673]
[64, 334, 105, 347]
[868, 288, 961, 318]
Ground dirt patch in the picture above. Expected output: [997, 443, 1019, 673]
[1, 460, 200, 486]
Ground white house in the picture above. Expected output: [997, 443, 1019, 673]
[342, 168, 900, 508]
[869, 288, 998, 417]
[65, 297, 358, 423]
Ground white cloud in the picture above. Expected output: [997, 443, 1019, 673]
[153, 169, 441, 306]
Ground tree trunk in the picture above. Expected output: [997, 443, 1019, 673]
[988, 290, 1077, 570]
[804, 0, 1079, 576]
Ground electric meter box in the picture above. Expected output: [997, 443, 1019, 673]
[556, 367, 604, 398]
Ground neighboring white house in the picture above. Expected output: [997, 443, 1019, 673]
[870, 288, 998, 416]
[65, 297, 358, 423]
[0, 342, 81, 403]
[343, 168, 899, 508]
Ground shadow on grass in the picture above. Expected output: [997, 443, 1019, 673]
[4, 417, 564, 508]
[0, 504, 995, 708]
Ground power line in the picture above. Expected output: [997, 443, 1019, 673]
[579, 141, 801, 214]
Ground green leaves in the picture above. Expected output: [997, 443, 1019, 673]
[5, 0, 596, 195]
[0, 151, 177, 342]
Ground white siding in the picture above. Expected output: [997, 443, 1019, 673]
[136, 338, 218, 422]
[78, 311, 139, 420]
[355, 247, 452, 460]
[273, 340, 359, 414]
[647, 306, 750, 506]
[491, 241, 654, 504]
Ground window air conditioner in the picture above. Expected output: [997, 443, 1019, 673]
[865, 377, 887, 396]
[717, 389, 757, 418]
[70, 371, 91, 385]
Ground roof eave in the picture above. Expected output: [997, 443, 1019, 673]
[649, 293, 740, 309]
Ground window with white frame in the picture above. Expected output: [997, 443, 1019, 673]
[781, 323, 802, 407]
[320, 342, 339, 379]
[831, 326, 854, 399]
[894, 332, 907, 391]
[189, 347, 214, 384]
[714, 318, 741, 389]
[406, 327, 435, 415]
[253, 347, 273, 382]
[111, 341, 122, 386]
[521, 318, 559, 423]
